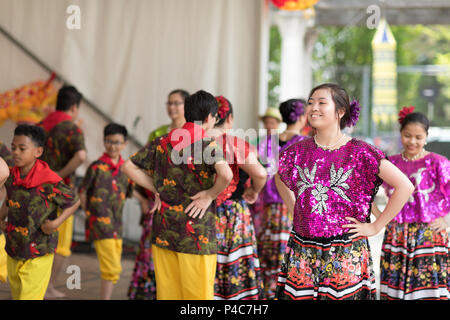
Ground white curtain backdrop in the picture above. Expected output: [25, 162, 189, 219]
[0, 0, 264, 145]
[0, 0, 265, 241]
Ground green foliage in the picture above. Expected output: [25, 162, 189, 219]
[267, 22, 450, 131]
[309, 24, 450, 130]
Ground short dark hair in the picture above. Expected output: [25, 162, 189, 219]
[14, 124, 46, 147]
[184, 90, 218, 123]
[104, 123, 128, 140]
[400, 112, 430, 135]
[168, 89, 190, 101]
[56, 85, 83, 111]
[308, 83, 350, 130]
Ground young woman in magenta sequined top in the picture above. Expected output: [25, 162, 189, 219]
[373, 108, 449, 300]
[274, 83, 414, 300]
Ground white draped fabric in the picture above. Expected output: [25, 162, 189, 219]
[0, 0, 265, 241]
[0, 0, 264, 147]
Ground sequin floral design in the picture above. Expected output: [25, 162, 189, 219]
[383, 153, 449, 224]
[329, 164, 353, 202]
[294, 163, 316, 198]
[278, 137, 385, 239]
[295, 163, 353, 215]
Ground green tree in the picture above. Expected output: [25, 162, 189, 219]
[268, 23, 450, 131]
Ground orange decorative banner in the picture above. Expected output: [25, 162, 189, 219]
[271, 0, 319, 11]
[0, 73, 58, 125]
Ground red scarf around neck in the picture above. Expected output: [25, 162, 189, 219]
[98, 153, 124, 176]
[12, 159, 62, 189]
[40, 111, 73, 132]
[167, 122, 206, 151]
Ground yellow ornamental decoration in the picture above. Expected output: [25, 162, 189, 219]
[371, 18, 397, 129]
[272, 0, 319, 11]
[0, 73, 58, 125]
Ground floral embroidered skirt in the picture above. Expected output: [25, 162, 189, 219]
[214, 199, 264, 300]
[276, 230, 376, 300]
[257, 202, 291, 299]
[127, 212, 157, 300]
[380, 222, 449, 300]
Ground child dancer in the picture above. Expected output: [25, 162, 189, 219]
[123, 90, 233, 300]
[128, 89, 188, 300]
[79, 123, 145, 300]
[258, 98, 308, 299]
[275, 83, 414, 300]
[39, 85, 87, 299]
[0, 125, 79, 300]
[209, 95, 267, 300]
[373, 107, 449, 300]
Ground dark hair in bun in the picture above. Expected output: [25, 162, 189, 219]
[279, 99, 306, 125]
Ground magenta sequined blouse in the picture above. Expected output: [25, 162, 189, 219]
[383, 152, 449, 223]
[278, 137, 386, 239]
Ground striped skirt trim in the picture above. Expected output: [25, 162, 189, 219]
[214, 199, 263, 300]
[217, 243, 261, 268]
[280, 277, 375, 300]
[276, 230, 376, 300]
[258, 203, 291, 299]
[380, 222, 449, 300]
[214, 286, 260, 300]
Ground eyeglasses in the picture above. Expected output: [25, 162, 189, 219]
[104, 140, 125, 146]
[166, 101, 184, 107]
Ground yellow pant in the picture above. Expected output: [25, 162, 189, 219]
[0, 234, 7, 283]
[94, 239, 122, 284]
[7, 254, 54, 300]
[152, 245, 217, 300]
[55, 215, 74, 257]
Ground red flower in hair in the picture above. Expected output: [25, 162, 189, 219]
[398, 106, 415, 124]
[216, 96, 230, 120]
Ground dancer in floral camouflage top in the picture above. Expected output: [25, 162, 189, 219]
[0, 125, 79, 300]
[123, 90, 233, 300]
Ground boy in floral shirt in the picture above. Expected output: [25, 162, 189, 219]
[123, 90, 233, 300]
[39, 85, 87, 298]
[0, 125, 80, 300]
[79, 123, 145, 300]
